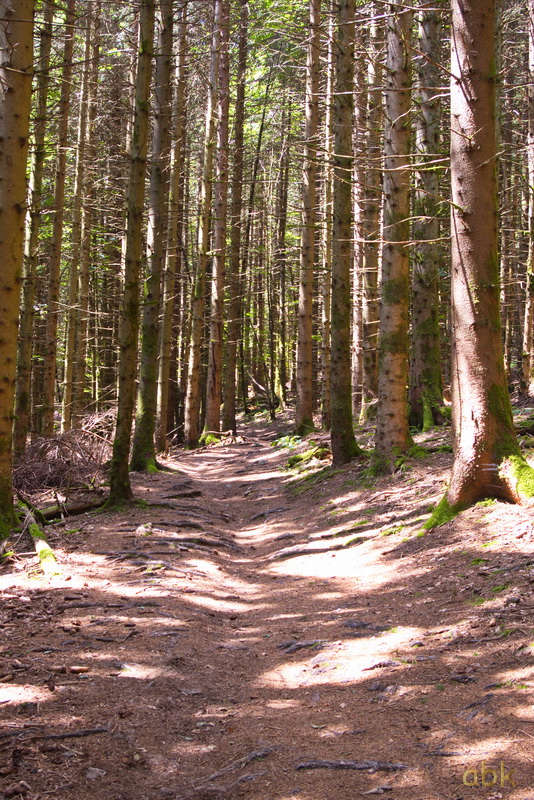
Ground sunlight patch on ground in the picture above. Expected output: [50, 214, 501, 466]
[256, 625, 422, 689]
[0, 684, 50, 704]
[268, 543, 426, 588]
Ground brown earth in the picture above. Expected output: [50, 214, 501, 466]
[2, 411, 534, 800]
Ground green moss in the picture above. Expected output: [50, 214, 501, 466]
[199, 432, 221, 446]
[295, 418, 314, 437]
[501, 454, 534, 499]
[423, 494, 464, 531]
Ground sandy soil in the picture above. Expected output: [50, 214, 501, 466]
[2, 411, 534, 800]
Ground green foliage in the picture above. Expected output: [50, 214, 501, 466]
[272, 434, 301, 450]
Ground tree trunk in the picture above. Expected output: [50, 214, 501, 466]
[409, 2, 445, 431]
[131, 0, 173, 470]
[183, 0, 221, 447]
[41, 2, 75, 436]
[222, 0, 248, 434]
[374, 2, 413, 469]
[62, 4, 91, 432]
[427, 0, 534, 527]
[108, 0, 154, 504]
[202, 0, 230, 441]
[359, 6, 382, 423]
[295, 0, 320, 436]
[157, 0, 187, 452]
[522, 0, 534, 393]
[330, 0, 362, 466]
[13, 0, 53, 454]
[0, 0, 34, 536]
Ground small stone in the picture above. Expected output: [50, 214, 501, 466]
[86, 767, 106, 780]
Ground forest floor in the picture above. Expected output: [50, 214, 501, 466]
[2, 410, 534, 800]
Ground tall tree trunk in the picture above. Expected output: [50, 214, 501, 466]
[157, 0, 187, 452]
[296, 0, 320, 436]
[330, 0, 362, 466]
[62, 5, 91, 432]
[320, 6, 334, 431]
[202, 0, 230, 441]
[222, 0, 248, 434]
[131, 0, 173, 470]
[275, 101, 290, 409]
[427, 0, 534, 527]
[72, 2, 101, 427]
[359, 6, 382, 423]
[522, 0, 534, 393]
[183, 0, 221, 447]
[41, 2, 75, 436]
[13, 0, 53, 454]
[409, 1, 445, 431]
[0, 0, 34, 535]
[108, 0, 154, 504]
[374, 2, 413, 469]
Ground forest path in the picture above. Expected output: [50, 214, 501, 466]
[2, 413, 534, 800]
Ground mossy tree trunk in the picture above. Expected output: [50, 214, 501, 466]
[108, 0, 154, 504]
[183, 0, 221, 448]
[374, 2, 413, 470]
[330, 0, 363, 466]
[428, 0, 534, 526]
[295, 0, 320, 436]
[0, 0, 34, 537]
[13, 0, 53, 454]
[202, 0, 230, 442]
[409, 2, 445, 432]
[131, 0, 173, 470]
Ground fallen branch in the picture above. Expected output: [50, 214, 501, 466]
[296, 759, 407, 772]
[18, 503, 59, 575]
[40, 498, 107, 522]
[198, 748, 273, 784]
[33, 726, 109, 740]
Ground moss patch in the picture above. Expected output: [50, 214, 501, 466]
[423, 494, 464, 531]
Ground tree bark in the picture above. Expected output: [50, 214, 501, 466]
[427, 0, 534, 526]
[374, 2, 413, 469]
[108, 0, 154, 504]
[131, 0, 173, 470]
[296, 0, 320, 436]
[522, 0, 534, 392]
[202, 0, 230, 441]
[183, 0, 221, 447]
[0, 0, 34, 535]
[409, 1, 445, 431]
[222, 0, 248, 434]
[330, 0, 362, 466]
[41, 2, 76, 436]
[13, 0, 53, 454]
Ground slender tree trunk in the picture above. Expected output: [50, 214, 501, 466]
[409, 2, 445, 431]
[296, 0, 320, 435]
[330, 0, 362, 466]
[359, 7, 382, 423]
[0, 0, 34, 535]
[72, 2, 100, 427]
[374, 2, 413, 469]
[41, 2, 75, 436]
[522, 0, 534, 392]
[157, 0, 187, 452]
[62, 8, 91, 431]
[276, 102, 290, 409]
[428, 0, 534, 527]
[202, 0, 230, 440]
[108, 0, 154, 504]
[131, 0, 173, 470]
[13, 0, 53, 454]
[183, 1, 221, 447]
[222, 0, 248, 434]
[320, 6, 334, 431]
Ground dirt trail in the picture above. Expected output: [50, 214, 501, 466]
[2, 413, 534, 800]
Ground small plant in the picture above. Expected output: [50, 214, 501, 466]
[380, 525, 405, 537]
[470, 557, 488, 565]
[491, 583, 509, 593]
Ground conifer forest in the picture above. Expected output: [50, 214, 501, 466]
[2, 2, 534, 799]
